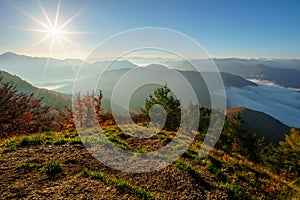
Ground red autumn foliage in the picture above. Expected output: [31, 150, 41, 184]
[58, 91, 147, 130]
[0, 74, 53, 138]
[58, 91, 105, 130]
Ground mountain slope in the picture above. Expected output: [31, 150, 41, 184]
[0, 70, 71, 110]
[0, 70, 131, 115]
[226, 107, 290, 144]
[0, 52, 139, 94]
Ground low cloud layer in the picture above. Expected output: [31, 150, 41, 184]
[227, 84, 300, 127]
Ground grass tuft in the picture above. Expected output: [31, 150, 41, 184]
[41, 160, 63, 177]
[68, 137, 82, 144]
[2, 140, 16, 153]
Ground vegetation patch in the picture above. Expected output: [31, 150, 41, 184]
[16, 162, 39, 170]
[41, 160, 63, 177]
[68, 137, 82, 144]
[53, 138, 68, 145]
[2, 140, 16, 153]
[81, 168, 163, 200]
[175, 160, 203, 181]
[213, 182, 255, 200]
[19, 135, 42, 146]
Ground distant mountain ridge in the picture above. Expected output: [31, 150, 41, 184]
[0, 52, 137, 93]
[0, 52, 81, 93]
[1, 52, 300, 90]
[219, 64, 300, 88]
[173, 59, 300, 88]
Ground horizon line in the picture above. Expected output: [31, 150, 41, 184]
[1, 51, 300, 61]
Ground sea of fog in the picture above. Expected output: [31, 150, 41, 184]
[37, 77, 300, 128]
[226, 80, 300, 128]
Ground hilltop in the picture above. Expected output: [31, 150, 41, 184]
[0, 128, 299, 199]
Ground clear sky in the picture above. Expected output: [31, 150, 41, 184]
[0, 0, 299, 59]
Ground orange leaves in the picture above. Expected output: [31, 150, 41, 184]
[58, 107, 75, 131]
[0, 73, 53, 138]
[58, 91, 105, 130]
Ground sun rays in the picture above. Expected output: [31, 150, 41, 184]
[9, 0, 92, 82]
[16, 0, 89, 53]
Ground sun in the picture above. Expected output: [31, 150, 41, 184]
[17, 0, 88, 52]
[49, 27, 60, 37]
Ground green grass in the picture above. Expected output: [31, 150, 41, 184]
[16, 162, 39, 170]
[41, 160, 63, 177]
[44, 135, 54, 144]
[3, 146, 16, 153]
[182, 149, 198, 159]
[19, 137, 30, 146]
[53, 138, 68, 145]
[106, 132, 129, 151]
[81, 168, 163, 200]
[174, 160, 203, 181]
[19, 136, 43, 146]
[203, 156, 228, 182]
[68, 137, 82, 144]
[213, 182, 256, 200]
[2, 140, 16, 153]
[0, 131, 84, 151]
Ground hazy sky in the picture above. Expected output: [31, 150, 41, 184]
[0, 0, 299, 59]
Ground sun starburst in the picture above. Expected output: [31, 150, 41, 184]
[16, 0, 89, 53]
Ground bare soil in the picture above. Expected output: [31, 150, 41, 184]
[0, 143, 227, 200]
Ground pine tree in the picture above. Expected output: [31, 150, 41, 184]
[260, 128, 300, 185]
[141, 85, 181, 131]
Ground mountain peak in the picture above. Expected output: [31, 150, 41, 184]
[144, 64, 170, 70]
[1, 52, 20, 57]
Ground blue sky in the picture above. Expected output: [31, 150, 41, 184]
[0, 0, 299, 59]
